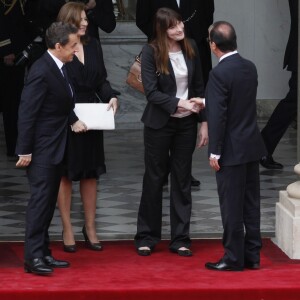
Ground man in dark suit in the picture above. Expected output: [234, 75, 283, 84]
[16, 22, 80, 275]
[260, 0, 298, 169]
[202, 21, 266, 271]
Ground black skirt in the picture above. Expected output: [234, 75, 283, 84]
[63, 128, 106, 181]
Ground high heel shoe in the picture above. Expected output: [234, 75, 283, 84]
[82, 225, 102, 251]
[170, 247, 192, 257]
[62, 231, 77, 253]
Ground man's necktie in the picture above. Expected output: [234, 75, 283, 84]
[61, 65, 73, 97]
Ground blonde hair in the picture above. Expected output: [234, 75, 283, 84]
[57, 2, 88, 43]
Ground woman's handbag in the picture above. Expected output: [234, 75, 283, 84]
[126, 53, 144, 94]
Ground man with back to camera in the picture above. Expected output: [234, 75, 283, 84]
[193, 21, 267, 271]
[16, 22, 80, 275]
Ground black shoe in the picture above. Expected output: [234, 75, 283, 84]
[171, 248, 193, 257]
[82, 225, 103, 251]
[244, 261, 260, 270]
[191, 175, 200, 187]
[24, 258, 53, 275]
[43, 256, 70, 268]
[62, 231, 77, 253]
[260, 155, 283, 169]
[112, 88, 121, 96]
[205, 259, 243, 271]
[137, 247, 151, 256]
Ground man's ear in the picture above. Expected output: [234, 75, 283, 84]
[54, 43, 62, 51]
[210, 41, 217, 52]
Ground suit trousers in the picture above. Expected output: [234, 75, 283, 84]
[24, 162, 63, 260]
[135, 114, 197, 250]
[216, 161, 262, 267]
[261, 71, 297, 155]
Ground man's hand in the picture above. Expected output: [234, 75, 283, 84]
[190, 97, 205, 110]
[16, 155, 32, 168]
[209, 157, 220, 171]
[71, 120, 87, 132]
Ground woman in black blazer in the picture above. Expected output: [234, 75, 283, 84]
[134, 7, 206, 257]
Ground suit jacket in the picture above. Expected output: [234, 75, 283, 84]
[136, 0, 214, 43]
[16, 52, 74, 164]
[283, 0, 298, 72]
[206, 53, 266, 166]
[141, 40, 205, 129]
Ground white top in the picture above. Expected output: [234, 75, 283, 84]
[176, 0, 180, 7]
[169, 50, 191, 118]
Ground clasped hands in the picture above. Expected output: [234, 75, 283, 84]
[178, 97, 205, 113]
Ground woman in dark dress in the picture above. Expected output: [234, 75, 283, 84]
[57, 2, 118, 252]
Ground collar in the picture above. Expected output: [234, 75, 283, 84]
[47, 50, 64, 70]
[219, 50, 238, 62]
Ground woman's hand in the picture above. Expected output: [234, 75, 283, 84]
[197, 122, 208, 148]
[71, 120, 87, 133]
[107, 97, 118, 115]
[178, 99, 202, 113]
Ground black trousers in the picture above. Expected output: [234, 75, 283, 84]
[216, 161, 262, 268]
[24, 162, 63, 260]
[135, 115, 197, 251]
[261, 71, 297, 155]
[0, 64, 25, 156]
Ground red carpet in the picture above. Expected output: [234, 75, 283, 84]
[0, 239, 299, 300]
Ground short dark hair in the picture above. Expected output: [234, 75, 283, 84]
[45, 22, 78, 49]
[209, 21, 237, 52]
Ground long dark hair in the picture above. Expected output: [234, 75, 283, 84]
[150, 7, 195, 74]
